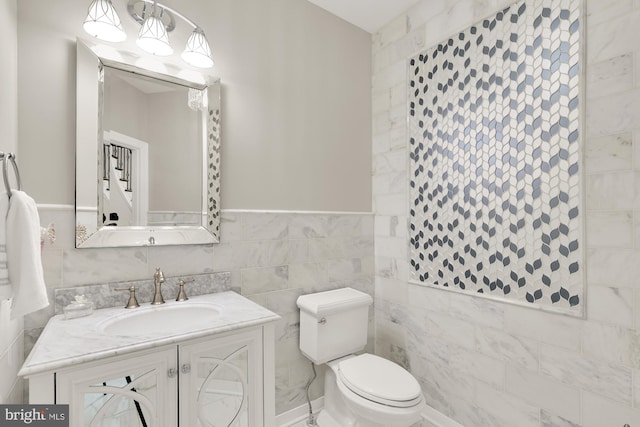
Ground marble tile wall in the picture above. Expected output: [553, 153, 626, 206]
[28, 208, 374, 414]
[373, 0, 640, 425]
[52, 271, 232, 314]
[0, 299, 24, 404]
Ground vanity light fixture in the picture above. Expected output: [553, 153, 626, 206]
[136, 5, 173, 56]
[82, 0, 214, 68]
[182, 28, 214, 69]
[83, 0, 127, 42]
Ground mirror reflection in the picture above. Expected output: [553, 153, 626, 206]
[100, 66, 203, 228]
[75, 40, 221, 248]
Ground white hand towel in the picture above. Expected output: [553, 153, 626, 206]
[0, 193, 9, 300]
[6, 190, 49, 319]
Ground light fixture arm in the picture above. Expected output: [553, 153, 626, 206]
[127, 0, 200, 33]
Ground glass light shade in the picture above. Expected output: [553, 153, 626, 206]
[182, 28, 214, 68]
[136, 15, 173, 56]
[83, 0, 126, 42]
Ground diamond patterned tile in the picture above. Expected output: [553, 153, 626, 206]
[408, 0, 583, 315]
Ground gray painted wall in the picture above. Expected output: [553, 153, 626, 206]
[17, 0, 372, 212]
[0, 0, 24, 405]
[16, 0, 373, 412]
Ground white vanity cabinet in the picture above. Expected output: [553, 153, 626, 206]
[30, 326, 272, 427]
[55, 347, 179, 426]
[20, 292, 279, 427]
[179, 327, 263, 427]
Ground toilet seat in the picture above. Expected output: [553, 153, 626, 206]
[337, 354, 423, 408]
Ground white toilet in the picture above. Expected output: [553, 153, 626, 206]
[297, 287, 425, 427]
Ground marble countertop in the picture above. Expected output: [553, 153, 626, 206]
[19, 291, 280, 377]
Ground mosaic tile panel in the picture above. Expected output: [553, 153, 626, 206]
[207, 107, 221, 240]
[408, 0, 583, 315]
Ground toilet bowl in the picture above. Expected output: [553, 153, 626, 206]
[333, 354, 425, 427]
[296, 288, 425, 427]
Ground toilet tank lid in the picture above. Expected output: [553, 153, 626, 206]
[297, 288, 373, 316]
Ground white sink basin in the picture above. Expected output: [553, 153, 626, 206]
[100, 303, 220, 336]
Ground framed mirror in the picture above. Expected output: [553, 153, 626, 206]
[75, 40, 220, 248]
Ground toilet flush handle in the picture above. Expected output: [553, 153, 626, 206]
[318, 318, 326, 325]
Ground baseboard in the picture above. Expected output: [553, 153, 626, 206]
[36, 204, 73, 211]
[422, 405, 464, 427]
[276, 397, 324, 427]
[275, 397, 460, 427]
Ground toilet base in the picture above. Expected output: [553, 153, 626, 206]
[318, 361, 357, 427]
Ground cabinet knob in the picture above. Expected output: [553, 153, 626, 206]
[181, 363, 191, 374]
[167, 368, 177, 378]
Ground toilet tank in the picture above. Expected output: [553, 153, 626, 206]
[297, 287, 373, 364]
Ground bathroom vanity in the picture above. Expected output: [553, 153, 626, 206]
[19, 292, 279, 427]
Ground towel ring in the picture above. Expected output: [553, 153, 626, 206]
[3, 153, 21, 198]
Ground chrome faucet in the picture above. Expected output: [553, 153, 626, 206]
[151, 267, 166, 305]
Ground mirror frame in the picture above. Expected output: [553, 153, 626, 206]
[75, 39, 221, 248]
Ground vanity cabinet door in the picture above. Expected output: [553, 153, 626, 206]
[56, 346, 178, 427]
[179, 327, 263, 427]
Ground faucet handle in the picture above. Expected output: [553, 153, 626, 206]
[176, 278, 195, 301]
[155, 267, 165, 282]
[114, 286, 140, 309]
